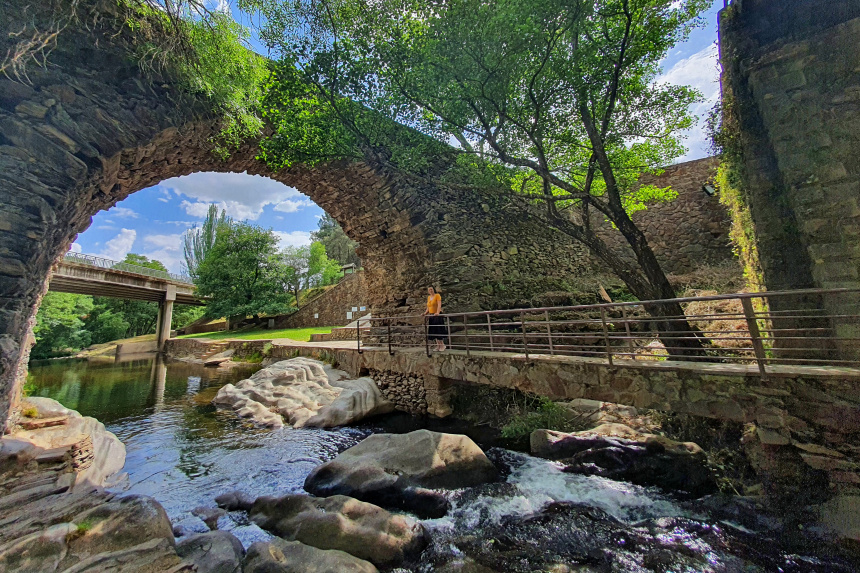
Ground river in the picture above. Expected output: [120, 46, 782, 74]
[26, 357, 855, 572]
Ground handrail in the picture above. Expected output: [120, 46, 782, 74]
[62, 252, 193, 284]
[358, 288, 860, 378]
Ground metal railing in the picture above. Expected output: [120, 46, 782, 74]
[355, 288, 860, 377]
[62, 252, 193, 284]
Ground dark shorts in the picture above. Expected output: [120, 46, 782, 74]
[428, 315, 448, 342]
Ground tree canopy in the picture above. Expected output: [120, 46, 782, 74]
[311, 214, 360, 267]
[195, 222, 295, 318]
[243, 0, 710, 354]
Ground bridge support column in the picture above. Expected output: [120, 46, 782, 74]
[156, 286, 176, 352]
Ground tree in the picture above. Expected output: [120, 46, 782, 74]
[246, 0, 709, 355]
[196, 222, 294, 319]
[279, 245, 310, 307]
[183, 204, 232, 280]
[31, 292, 94, 359]
[311, 214, 360, 267]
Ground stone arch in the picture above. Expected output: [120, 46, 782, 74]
[0, 0, 594, 428]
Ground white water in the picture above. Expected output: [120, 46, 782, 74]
[425, 451, 686, 533]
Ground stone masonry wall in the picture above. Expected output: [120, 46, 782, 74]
[273, 272, 368, 329]
[719, 0, 860, 359]
[593, 158, 734, 274]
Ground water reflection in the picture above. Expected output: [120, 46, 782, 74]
[27, 357, 372, 546]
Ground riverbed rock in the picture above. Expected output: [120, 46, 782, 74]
[249, 493, 427, 566]
[243, 538, 378, 573]
[192, 505, 227, 530]
[10, 398, 125, 490]
[531, 423, 716, 497]
[304, 430, 498, 518]
[176, 530, 244, 573]
[304, 378, 395, 428]
[213, 358, 393, 428]
[215, 490, 256, 511]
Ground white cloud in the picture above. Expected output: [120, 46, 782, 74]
[97, 225, 117, 231]
[657, 43, 720, 162]
[141, 233, 185, 273]
[97, 229, 137, 261]
[274, 231, 313, 250]
[69, 243, 82, 253]
[110, 207, 139, 219]
[274, 198, 314, 213]
[144, 233, 184, 250]
[162, 172, 307, 221]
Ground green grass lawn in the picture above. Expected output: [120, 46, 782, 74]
[177, 326, 334, 342]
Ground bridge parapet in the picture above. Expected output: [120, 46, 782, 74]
[62, 252, 192, 284]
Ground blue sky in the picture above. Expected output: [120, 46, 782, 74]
[71, 1, 723, 273]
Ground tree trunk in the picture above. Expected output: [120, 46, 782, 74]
[546, 212, 705, 359]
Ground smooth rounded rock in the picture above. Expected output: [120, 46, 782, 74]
[249, 493, 427, 566]
[304, 430, 497, 518]
[243, 538, 378, 573]
[176, 530, 244, 573]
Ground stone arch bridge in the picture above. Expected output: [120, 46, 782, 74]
[0, 0, 736, 430]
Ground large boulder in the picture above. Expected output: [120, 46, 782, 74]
[176, 530, 244, 573]
[13, 398, 126, 489]
[213, 358, 392, 428]
[243, 538, 378, 573]
[304, 378, 395, 428]
[304, 430, 497, 518]
[531, 423, 716, 497]
[249, 494, 426, 566]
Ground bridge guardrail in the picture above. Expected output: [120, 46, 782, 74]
[358, 288, 860, 378]
[62, 252, 193, 284]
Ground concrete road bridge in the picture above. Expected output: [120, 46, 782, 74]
[49, 252, 203, 351]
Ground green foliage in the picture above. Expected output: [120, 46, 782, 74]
[32, 292, 94, 359]
[501, 397, 590, 439]
[172, 305, 206, 329]
[196, 222, 295, 319]
[311, 214, 360, 267]
[22, 407, 38, 419]
[184, 204, 232, 280]
[121, 1, 267, 157]
[245, 0, 711, 302]
[716, 164, 764, 293]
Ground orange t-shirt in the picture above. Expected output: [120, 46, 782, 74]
[426, 293, 441, 314]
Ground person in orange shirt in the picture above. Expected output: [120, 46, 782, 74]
[424, 286, 446, 351]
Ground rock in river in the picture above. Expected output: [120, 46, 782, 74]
[243, 538, 378, 573]
[249, 493, 427, 566]
[213, 358, 393, 428]
[531, 423, 716, 497]
[304, 430, 498, 518]
[176, 530, 244, 573]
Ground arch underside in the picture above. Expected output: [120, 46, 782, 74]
[0, 0, 594, 429]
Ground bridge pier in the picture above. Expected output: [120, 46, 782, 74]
[156, 287, 176, 352]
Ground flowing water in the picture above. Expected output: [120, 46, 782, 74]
[27, 357, 856, 572]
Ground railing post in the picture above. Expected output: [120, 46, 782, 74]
[424, 315, 430, 357]
[487, 314, 494, 351]
[622, 307, 634, 360]
[464, 315, 470, 357]
[445, 316, 451, 350]
[741, 297, 768, 379]
[599, 306, 613, 366]
[520, 312, 529, 360]
[387, 318, 393, 355]
[544, 310, 554, 355]
[356, 317, 362, 354]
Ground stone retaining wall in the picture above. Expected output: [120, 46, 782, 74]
[273, 272, 368, 329]
[593, 158, 734, 274]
